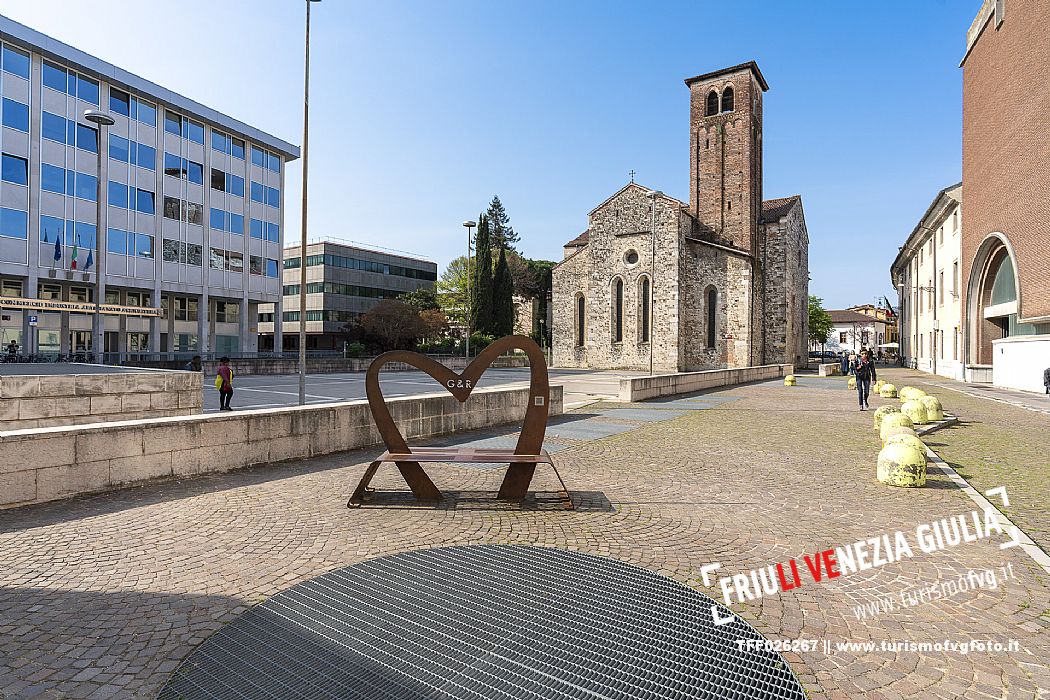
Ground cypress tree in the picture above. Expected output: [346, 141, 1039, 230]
[492, 245, 515, 337]
[474, 214, 494, 335]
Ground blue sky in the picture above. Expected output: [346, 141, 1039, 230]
[4, 0, 972, 309]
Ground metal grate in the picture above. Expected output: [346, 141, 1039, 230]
[160, 545, 806, 700]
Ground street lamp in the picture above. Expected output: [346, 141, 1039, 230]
[298, 0, 322, 406]
[84, 109, 115, 362]
[645, 190, 663, 375]
[462, 220, 476, 358]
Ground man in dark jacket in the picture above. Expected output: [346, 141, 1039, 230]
[853, 351, 877, 410]
[1044, 366, 1050, 396]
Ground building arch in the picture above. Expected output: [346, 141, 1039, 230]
[574, 292, 586, 348]
[611, 276, 625, 343]
[720, 85, 734, 113]
[965, 232, 1023, 366]
[705, 90, 719, 116]
[637, 275, 651, 343]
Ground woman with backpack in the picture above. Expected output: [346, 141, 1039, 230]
[853, 351, 877, 410]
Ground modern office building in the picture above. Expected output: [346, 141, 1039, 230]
[258, 240, 437, 352]
[0, 15, 298, 356]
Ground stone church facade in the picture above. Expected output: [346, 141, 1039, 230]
[552, 62, 809, 372]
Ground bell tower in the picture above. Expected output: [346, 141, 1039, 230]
[685, 61, 768, 252]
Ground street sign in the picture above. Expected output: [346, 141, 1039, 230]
[28, 315, 38, 326]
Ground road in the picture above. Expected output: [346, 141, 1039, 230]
[203, 367, 646, 413]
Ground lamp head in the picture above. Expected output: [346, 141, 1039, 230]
[462, 220, 476, 229]
[83, 109, 115, 127]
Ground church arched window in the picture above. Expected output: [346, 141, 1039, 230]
[721, 86, 734, 113]
[612, 278, 624, 343]
[575, 294, 585, 347]
[705, 286, 718, 348]
[638, 276, 651, 343]
[706, 90, 719, 116]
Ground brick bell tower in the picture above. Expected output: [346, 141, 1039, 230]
[685, 61, 768, 252]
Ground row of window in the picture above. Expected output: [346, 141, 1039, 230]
[210, 207, 245, 235]
[164, 152, 204, 184]
[42, 60, 100, 105]
[105, 228, 154, 258]
[164, 196, 276, 240]
[107, 181, 156, 215]
[40, 216, 96, 249]
[162, 239, 203, 266]
[109, 87, 157, 126]
[1, 45, 30, 80]
[283, 253, 437, 281]
[42, 163, 98, 201]
[164, 112, 206, 144]
[249, 218, 280, 242]
[279, 310, 359, 323]
[208, 246, 278, 277]
[212, 131, 246, 160]
[211, 168, 245, 197]
[251, 146, 281, 173]
[110, 134, 157, 170]
[42, 111, 98, 152]
[163, 195, 204, 225]
[704, 86, 735, 116]
[575, 282, 718, 348]
[282, 281, 402, 300]
[249, 181, 280, 208]
[2, 97, 29, 132]
[0, 207, 27, 240]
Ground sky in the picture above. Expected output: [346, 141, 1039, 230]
[2, 0, 972, 310]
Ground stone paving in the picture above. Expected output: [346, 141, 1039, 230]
[1, 375, 1048, 699]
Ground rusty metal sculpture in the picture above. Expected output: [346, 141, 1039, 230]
[347, 335, 571, 508]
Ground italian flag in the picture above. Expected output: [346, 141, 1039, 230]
[71, 237, 79, 270]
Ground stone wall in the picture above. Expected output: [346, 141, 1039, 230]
[762, 200, 810, 368]
[619, 363, 791, 402]
[0, 369, 201, 431]
[0, 384, 564, 509]
[680, 242, 753, 370]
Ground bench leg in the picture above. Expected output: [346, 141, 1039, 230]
[395, 461, 443, 501]
[347, 460, 383, 508]
[497, 463, 537, 501]
[548, 460, 574, 510]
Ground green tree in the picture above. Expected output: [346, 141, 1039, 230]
[399, 288, 440, 311]
[492, 246, 515, 336]
[808, 295, 834, 354]
[486, 195, 519, 251]
[474, 214, 494, 334]
[436, 256, 470, 325]
[361, 300, 426, 351]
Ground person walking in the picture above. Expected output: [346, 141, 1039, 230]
[7, 340, 18, 357]
[216, 357, 234, 411]
[183, 355, 202, 372]
[853, 351, 877, 410]
[1043, 366, 1050, 398]
[840, 351, 850, 376]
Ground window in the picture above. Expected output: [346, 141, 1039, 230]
[164, 196, 181, 220]
[266, 258, 279, 277]
[612, 278, 624, 343]
[624, 249, 639, 265]
[721, 86, 734, 113]
[211, 168, 226, 191]
[185, 119, 204, 144]
[107, 227, 128, 254]
[250, 180, 264, 203]
[186, 160, 203, 185]
[108, 181, 129, 208]
[953, 261, 959, 297]
[1, 153, 28, 185]
[576, 295, 585, 347]
[952, 211, 958, 232]
[76, 76, 99, 105]
[164, 152, 183, 178]
[231, 137, 245, 160]
[938, 226, 943, 245]
[229, 213, 244, 235]
[162, 239, 203, 266]
[215, 301, 240, 323]
[75, 123, 98, 153]
[69, 286, 90, 302]
[266, 186, 280, 208]
[249, 218, 264, 239]
[165, 111, 182, 136]
[0, 207, 27, 239]
[40, 215, 64, 244]
[267, 153, 280, 173]
[266, 222, 279, 242]
[938, 271, 944, 305]
[38, 283, 61, 300]
[135, 189, 155, 215]
[228, 174, 244, 197]
[135, 99, 157, 127]
[839, 331, 847, 344]
[639, 277, 650, 343]
[1, 45, 30, 79]
[74, 172, 97, 201]
[953, 327, 959, 360]
[706, 287, 718, 348]
[136, 143, 156, 170]
[210, 208, 225, 230]
[134, 233, 154, 258]
[42, 60, 66, 92]
[251, 146, 265, 167]
[1, 279, 22, 297]
[250, 255, 264, 276]
[110, 88, 131, 117]
[1, 98, 29, 132]
[109, 134, 131, 163]
[42, 112, 66, 143]
[706, 90, 719, 116]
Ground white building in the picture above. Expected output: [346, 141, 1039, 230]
[824, 309, 891, 356]
[890, 183, 965, 381]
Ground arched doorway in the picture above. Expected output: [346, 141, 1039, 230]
[965, 234, 1039, 365]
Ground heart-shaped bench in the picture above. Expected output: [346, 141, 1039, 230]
[347, 335, 571, 508]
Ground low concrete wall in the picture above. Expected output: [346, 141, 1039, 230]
[0, 369, 201, 431]
[992, 335, 1050, 394]
[0, 384, 563, 509]
[132, 355, 534, 376]
[619, 364, 793, 402]
[818, 363, 841, 377]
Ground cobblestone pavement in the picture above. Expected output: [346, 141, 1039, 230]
[879, 367, 1050, 557]
[1, 375, 1049, 699]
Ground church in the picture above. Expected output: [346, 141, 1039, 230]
[552, 61, 810, 373]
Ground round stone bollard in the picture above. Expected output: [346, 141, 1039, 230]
[883, 425, 918, 444]
[920, 396, 944, 421]
[899, 386, 927, 403]
[880, 412, 915, 442]
[901, 399, 929, 425]
[877, 442, 927, 487]
[879, 383, 898, 398]
[784, 374, 796, 386]
[885, 432, 927, 455]
[873, 404, 901, 431]
[847, 377, 857, 390]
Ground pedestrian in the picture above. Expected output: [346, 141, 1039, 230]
[848, 350, 858, 374]
[216, 356, 234, 411]
[183, 355, 202, 372]
[853, 351, 877, 411]
[1044, 366, 1050, 398]
[840, 351, 850, 376]
[7, 340, 17, 357]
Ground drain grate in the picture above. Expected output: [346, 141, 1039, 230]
[160, 545, 806, 700]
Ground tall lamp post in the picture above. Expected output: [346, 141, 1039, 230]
[84, 109, 115, 362]
[298, 0, 321, 405]
[645, 190, 663, 375]
[462, 220, 476, 358]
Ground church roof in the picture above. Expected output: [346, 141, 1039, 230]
[828, 309, 882, 325]
[760, 195, 802, 223]
[684, 61, 769, 92]
[564, 230, 589, 247]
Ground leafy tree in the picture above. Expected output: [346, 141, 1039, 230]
[419, 308, 449, 340]
[808, 295, 834, 354]
[436, 256, 470, 325]
[492, 246, 515, 336]
[474, 214, 494, 334]
[486, 195, 519, 251]
[361, 299, 425, 350]
[399, 288, 440, 311]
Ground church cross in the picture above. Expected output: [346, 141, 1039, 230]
[629, 169, 635, 183]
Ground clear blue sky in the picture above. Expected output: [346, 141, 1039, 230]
[4, 0, 971, 310]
